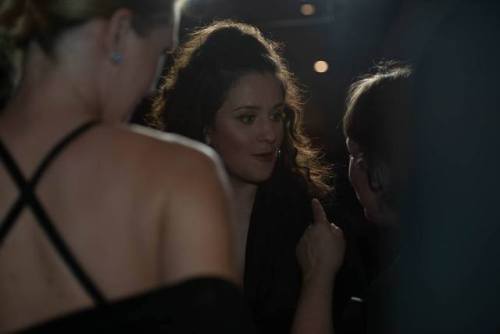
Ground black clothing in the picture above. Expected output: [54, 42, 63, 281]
[244, 184, 312, 333]
[21, 277, 254, 333]
[244, 174, 358, 333]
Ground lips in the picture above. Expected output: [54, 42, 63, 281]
[253, 152, 276, 162]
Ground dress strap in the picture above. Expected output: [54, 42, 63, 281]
[0, 120, 106, 305]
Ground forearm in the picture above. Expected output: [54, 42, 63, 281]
[291, 277, 335, 334]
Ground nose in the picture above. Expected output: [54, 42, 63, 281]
[257, 119, 278, 144]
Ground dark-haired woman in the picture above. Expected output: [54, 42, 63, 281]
[151, 21, 345, 334]
[0, 1, 253, 332]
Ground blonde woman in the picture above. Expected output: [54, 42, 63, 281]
[0, 1, 253, 332]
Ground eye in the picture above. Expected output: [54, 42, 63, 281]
[270, 110, 286, 122]
[238, 114, 256, 124]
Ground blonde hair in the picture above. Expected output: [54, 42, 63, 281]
[0, 0, 185, 105]
[0, 0, 182, 51]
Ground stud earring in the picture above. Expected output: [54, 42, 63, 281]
[110, 52, 123, 64]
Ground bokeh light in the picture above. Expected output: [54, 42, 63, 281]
[300, 3, 316, 16]
[314, 60, 329, 73]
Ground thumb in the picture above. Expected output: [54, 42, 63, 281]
[311, 198, 328, 225]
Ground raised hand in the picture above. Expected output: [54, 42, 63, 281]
[296, 198, 346, 284]
[292, 199, 345, 334]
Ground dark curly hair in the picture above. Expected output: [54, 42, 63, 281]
[150, 20, 332, 197]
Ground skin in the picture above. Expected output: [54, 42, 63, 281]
[293, 199, 345, 334]
[207, 71, 285, 185]
[0, 9, 237, 332]
[346, 137, 379, 222]
[346, 137, 398, 225]
[206, 72, 285, 273]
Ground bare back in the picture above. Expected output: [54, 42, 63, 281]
[0, 120, 236, 331]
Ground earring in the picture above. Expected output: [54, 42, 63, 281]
[110, 52, 123, 64]
[277, 149, 282, 159]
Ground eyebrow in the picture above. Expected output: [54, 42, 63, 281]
[232, 105, 260, 113]
[273, 102, 286, 110]
[232, 102, 285, 113]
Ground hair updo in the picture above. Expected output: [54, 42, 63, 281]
[0, 0, 178, 52]
[0, 0, 182, 109]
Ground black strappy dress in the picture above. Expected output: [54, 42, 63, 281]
[0, 121, 255, 333]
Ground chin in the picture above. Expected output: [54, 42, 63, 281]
[364, 207, 383, 223]
[228, 162, 276, 185]
[364, 210, 376, 223]
[236, 171, 274, 185]
[249, 174, 273, 185]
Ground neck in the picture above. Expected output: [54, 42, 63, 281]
[1, 37, 106, 131]
[228, 175, 258, 219]
[6, 80, 97, 129]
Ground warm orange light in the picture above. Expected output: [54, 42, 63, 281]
[314, 60, 329, 73]
[300, 3, 316, 16]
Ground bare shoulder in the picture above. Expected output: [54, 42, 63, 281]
[128, 125, 222, 173]
[98, 124, 227, 189]
[128, 125, 214, 156]
[113, 125, 236, 283]
[124, 125, 231, 208]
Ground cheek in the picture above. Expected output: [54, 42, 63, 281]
[142, 54, 162, 85]
[348, 159, 355, 183]
[211, 125, 250, 161]
[147, 54, 166, 93]
[126, 62, 156, 101]
[348, 160, 362, 195]
[135, 43, 165, 92]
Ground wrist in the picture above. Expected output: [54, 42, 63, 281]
[301, 273, 335, 291]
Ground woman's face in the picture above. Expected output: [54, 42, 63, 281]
[346, 137, 368, 207]
[346, 137, 384, 223]
[208, 72, 285, 184]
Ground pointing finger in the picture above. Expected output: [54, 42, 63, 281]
[312, 198, 329, 225]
